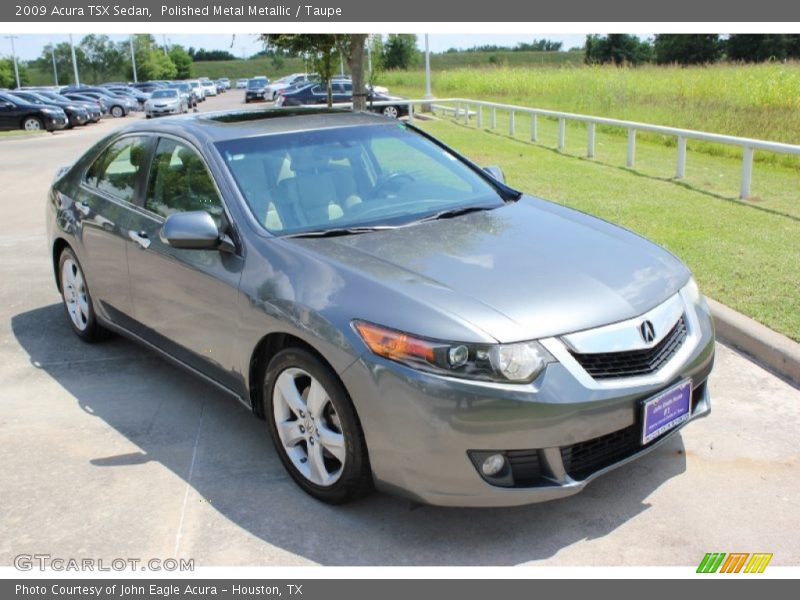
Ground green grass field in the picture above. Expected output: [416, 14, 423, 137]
[384, 63, 800, 168]
[412, 116, 800, 342]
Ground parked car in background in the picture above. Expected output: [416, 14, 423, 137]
[144, 88, 188, 118]
[187, 80, 206, 102]
[166, 82, 197, 109]
[236, 78, 248, 89]
[60, 86, 133, 117]
[199, 78, 218, 97]
[103, 85, 150, 109]
[47, 109, 715, 507]
[130, 82, 166, 94]
[245, 77, 270, 103]
[62, 92, 109, 116]
[277, 82, 409, 118]
[36, 90, 102, 122]
[265, 73, 312, 100]
[0, 91, 68, 131]
[8, 90, 90, 128]
[215, 78, 230, 92]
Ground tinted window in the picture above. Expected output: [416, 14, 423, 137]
[85, 136, 150, 203]
[145, 138, 223, 223]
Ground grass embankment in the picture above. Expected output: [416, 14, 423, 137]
[384, 63, 800, 168]
[0, 129, 47, 139]
[412, 118, 800, 342]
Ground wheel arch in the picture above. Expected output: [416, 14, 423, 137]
[51, 237, 71, 292]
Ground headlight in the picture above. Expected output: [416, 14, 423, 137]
[353, 321, 553, 383]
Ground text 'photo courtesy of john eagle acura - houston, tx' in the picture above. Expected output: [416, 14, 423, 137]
[47, 107, 714, 507]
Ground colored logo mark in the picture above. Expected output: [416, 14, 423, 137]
[697, 552, 773, 573]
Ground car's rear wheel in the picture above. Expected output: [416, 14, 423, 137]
[58, 248, 109, 343]
[22, 116, 43, 131]
[382, 105, 400, 119]
[264, 348, 372, 504]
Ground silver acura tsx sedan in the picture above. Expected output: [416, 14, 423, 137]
[46, 108, 715, 507]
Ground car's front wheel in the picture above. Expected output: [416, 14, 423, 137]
[264, 348, 372, 504]
[110, 105, 124, 118]
[58, 248, 109, 342]
[382, 105, 400, 119]
[22, 116, 43, 131]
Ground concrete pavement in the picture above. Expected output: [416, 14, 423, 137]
[1, 92, 798, 567]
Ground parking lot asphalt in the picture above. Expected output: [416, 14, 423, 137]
[1, 91, 799, 567]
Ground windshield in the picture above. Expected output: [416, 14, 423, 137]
[216, 123, 505, 236]
[151, 90, 178, 98]
[248, 79, 267, 89]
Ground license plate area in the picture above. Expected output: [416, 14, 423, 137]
[641, 379, 692, 445]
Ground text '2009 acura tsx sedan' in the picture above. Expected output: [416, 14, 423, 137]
[47, 108, 715, 507]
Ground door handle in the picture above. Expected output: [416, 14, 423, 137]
[128, 230, 150, 249]
[75, 201, 91, 216]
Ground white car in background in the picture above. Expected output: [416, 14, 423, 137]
[236, 78, 248, 89]
[187, 80, 206, 102]
[199, 78, 218, 97]
[265, 74, 313, 100]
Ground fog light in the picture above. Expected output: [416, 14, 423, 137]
[481, 453, 506, 476]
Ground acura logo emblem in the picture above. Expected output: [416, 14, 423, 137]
[640, 320, 656, 343]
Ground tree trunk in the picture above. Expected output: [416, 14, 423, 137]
[347, 35, 367, 112]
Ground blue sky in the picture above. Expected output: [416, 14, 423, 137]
[1, 33, 599, 62]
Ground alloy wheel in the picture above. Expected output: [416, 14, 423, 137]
[61, 257, 89, 331]
[272, 367, 346, 486]
[23, 118, 42, 130]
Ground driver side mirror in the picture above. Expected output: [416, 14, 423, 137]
[160, 210, 234, 252]
[483, 165, 505, 184]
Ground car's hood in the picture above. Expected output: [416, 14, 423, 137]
[292, 197, 690, 342]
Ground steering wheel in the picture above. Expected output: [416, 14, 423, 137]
[369, 171, 416, 198]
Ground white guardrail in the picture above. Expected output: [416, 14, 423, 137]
[326, 97, 800, 200]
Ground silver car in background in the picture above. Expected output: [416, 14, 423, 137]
[143, 89, 187, 118]
[46, 109, 714, 507]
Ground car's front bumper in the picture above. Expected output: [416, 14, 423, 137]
[339, 289, 716, 507]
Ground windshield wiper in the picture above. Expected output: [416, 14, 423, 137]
[284, 225, 399, 238]
[413, 204, 496, 224]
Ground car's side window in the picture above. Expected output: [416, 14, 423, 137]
[145, 138, 224, 224]
[84, 136, 150, 204]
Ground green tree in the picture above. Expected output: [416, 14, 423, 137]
[726, 34, 794, 62]
[585, 34, 653, 65]
[169, 45, 193, 79]
[79, 35, 124, 83]
[34, 42, 84, 85]
[128, 35, 177, 81]
[654, 34, 721, 65]
[382, 34, 418, 69]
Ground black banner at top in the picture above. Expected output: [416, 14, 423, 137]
[1, 0, 800, 22]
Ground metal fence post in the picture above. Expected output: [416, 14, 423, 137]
[464, 103, 470, 124]
[676, 136, 687, 179]
[587, 122, 596, 158]
[491, 107, 497, 130]
[558, 118, 566, 152]
[509, 111, 515, 136]
[741, 146, 754, 198]
[408, 102, 414, 122]
[531, 113, 537, 142]
[476, 105, 482, 128]
[456, 101, 461, 120]
[627, 128, 636, 168]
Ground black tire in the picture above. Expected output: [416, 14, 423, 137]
[57, 247, 110, 343]
[263, 348, 372, 504]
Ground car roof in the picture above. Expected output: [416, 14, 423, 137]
[113, 108, 393, 144]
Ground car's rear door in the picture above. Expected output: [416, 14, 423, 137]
[124, 135, 244, 389]
[70, 134, 153, 322]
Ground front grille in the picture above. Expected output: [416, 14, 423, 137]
[570, 316, 687, 380]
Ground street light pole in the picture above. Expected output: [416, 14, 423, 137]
[68, 34, 80, 86]
[424, 34, 433, 99]
[4, 36, 21, 89]
[50, 44, 59, 86]
[129, 37, 138, 83]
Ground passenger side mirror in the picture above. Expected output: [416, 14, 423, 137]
[160, 211, 234, 252]
[483, 165, 505, 184]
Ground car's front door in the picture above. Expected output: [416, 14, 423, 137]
[72, 134, 152, 322]
[125, 136, 244, 389]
